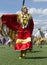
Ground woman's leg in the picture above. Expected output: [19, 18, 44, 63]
[21, 50, 26, 57]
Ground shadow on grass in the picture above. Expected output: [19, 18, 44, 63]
[27, 50, 42, 53]
[15, 50, 42, 53]
[24, 56, 47, 59]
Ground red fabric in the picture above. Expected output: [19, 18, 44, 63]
[1, 14, 34, 50]
[15, 42, 31, 50]
[17, 30, 31, 39]
[14, 20, 34, 50]
[15, 30, 32, 50]
[1, 14, 34, 32]
[1, 14, 20, 31]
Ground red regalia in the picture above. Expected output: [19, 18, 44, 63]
[15, 12, 34, 50]
[1, 13, 34, 51]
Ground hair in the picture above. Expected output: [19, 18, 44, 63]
[21, 6, 28, 12]
[38, 28, 41, 30]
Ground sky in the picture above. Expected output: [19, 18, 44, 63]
[0, 0, 47, 35]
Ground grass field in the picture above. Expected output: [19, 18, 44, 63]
[0, 45, 47, 65]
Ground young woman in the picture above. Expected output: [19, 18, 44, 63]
[15, 6, 34, 59]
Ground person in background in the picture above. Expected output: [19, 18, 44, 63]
[44, 30, 47, 42]
[2, 24, 12, 46]
[0, 18, 6, 45]
[35, 28, 44, 48]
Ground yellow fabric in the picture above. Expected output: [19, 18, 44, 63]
[18, 13, 32, 24]
[35, 37, 46, 45]
[40, 37, 46, 42]
[16, 37, 31, 44]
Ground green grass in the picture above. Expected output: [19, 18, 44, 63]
[0, 45, 47, 65]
